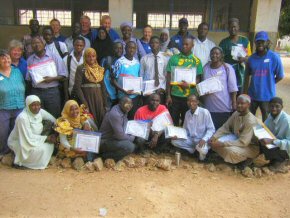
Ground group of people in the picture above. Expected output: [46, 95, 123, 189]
[0, 14, 289, 174]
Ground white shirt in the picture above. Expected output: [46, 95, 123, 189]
[192, 38, 216, 67]
[65, 35, 91, 53]
[45, 41, 68, 61]
[63, 51, 84, 94]
[140, 51, 168, 90]
[183, 107, 215, 143]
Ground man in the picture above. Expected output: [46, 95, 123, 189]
[244, 31, 284, 121]
[140, 36, 168, 104]
[209, 94, 259, 169]
[170, 18, 194, 51]
[140, 25, 153, 54]
[26, 36, 67, 117]
[100, 15, 120, 41]
[101, 41, 123, 107]
[219, 18, 251, 94]
[172, 94, 215, 160]
[192, 22, 215, 67]
[22, 19, 45, 59]
[166, 37, 203, 126]
[63, 36, 85, 98]
[80, 15, 97, 45]
[65, 22, 91, 53]
[42, 26, 68, 60]
[259, 97, 289, 173]
[50, 18, 66, 42]
[99, 96, 136, 161]
[113, 41, 141, 120]
[134, 93, 171, 151]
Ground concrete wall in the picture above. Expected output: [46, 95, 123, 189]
[109, 0, 133, 28]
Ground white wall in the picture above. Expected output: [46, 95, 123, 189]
[109, 0, 133, 28]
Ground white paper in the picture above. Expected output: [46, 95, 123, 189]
[125, 120, 150, 140]
[28, 59, 58, 84]
[123, 77, 143, 93]
[253, 125, 274, 140]
[151, 112, 173, 132]
[218, 134, 238, 142]
[173, 67, 196, 84]
[74, 130, 101, 153]
[231, 45, 247, 61]
[165, 125, 188, 139]
[197, 77, 223, 96]
[143, 80, 158, 95]
[265, 144, 278, 149]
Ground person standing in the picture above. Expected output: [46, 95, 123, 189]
[8, 40, 27, 79]
[192, 22, 215, 67]
[140, 25, 153, 54]
[166, 37, 203, 126]
[100, 15, 120, 41]
[80, 15, 97, 45]
[244, 31, 284, 121]
[160, 28, 170, 52]
[50, 18, 66, 42]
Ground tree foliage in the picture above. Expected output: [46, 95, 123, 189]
[279, 0, 290, 36]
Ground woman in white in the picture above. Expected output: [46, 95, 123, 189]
[8, 95, 56, 169]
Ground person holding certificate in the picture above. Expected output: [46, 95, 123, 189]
[166, 37, 203, 126]
[171, 95, 215, 161]
[259, 97, 289, 173]
[54, 100, 91, 159]
[202, 47, 238, 129]
[112, 41, 141, 120]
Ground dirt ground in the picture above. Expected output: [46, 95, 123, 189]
[0, 59, 290, 218]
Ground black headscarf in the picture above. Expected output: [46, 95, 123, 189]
[92, 26, 114, 64]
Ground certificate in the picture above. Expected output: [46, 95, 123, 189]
[28, 59, 58, 84]
[197, 77, 223, 96]
[231, 45, 247, 61]
[218, 134, 238, 142]
[123, 77, 143, 93]
[73, 129, 101, 153]
[165, 125, 188, 139]
[151, 112, 173, 132]
[172, 67, 196, 85]
[143, 80, 158, 95]
[253, 124, 277, 149]
[125, 120, 150, 140]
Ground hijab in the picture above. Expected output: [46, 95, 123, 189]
[83, 48, 104, 83]
[25, 95, 42, 123]
[61, 100, 82, 128]
[160, 28, 170, 52]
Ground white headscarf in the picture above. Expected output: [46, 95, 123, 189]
[25, 95, 42, 123]
[160, 28, 170, 52]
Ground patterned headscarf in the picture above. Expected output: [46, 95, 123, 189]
[83, 48, 104, 83]
[61, 100, 82, 128]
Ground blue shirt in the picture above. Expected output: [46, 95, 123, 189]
[11, 57, 27, 78]
[82, 29, 98, 45]
[0, 66, 25, 110]
[140, 39, 151, 54]
[248, 50, 284, 101]
[265, 111, 290, 156]
[54, 35, 66, 42]
[114, 56, 140, 99]
[101, 56, 118, 100]
[170, 32, 195, 51]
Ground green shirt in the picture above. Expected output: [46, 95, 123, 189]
[166, 53, 203, 98]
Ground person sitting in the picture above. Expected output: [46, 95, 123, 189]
[259, 97, 289, 173]
[171, 94, 215, 160]
[134, 93, 172, 152]
[99, 96, 136, 161]
[8, 95, 56, 169]
[209, 94, 259, 169]
[54, 100, 91, 160]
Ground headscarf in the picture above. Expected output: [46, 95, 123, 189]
[25, 95, 42, 123]
[120, 22, 133, 30]
[61, 100, 82, 128]
[92, 26, 113, 64]
[160, 28, 170, 52]
[83, 48, 104, 83]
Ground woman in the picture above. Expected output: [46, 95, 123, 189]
[140, 25, 153, 54]
[72, 48, 107, 128]
[0, 50, 25, 155]
[8, 95, 56, 169]
[8, 39, 27, 79]
[160, 28, 170, 52]
[54, 100, 91, 159]
[202, 47, 238, 130]
[92, 26, 113, 64]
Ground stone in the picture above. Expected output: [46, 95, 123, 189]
[207, 163, 216, 172]
[49, 156, 57, 165]
[114, 161, 126, 171]
[104, 159, 115, 169]
[182, 164, 191, 169]
[216, 164, 232, 172]
[85, 162, 95, 172]
[93, 158, 104, 171]
[1, 153, 14, 167]
[253, 167, 263, 178]
[135, 157, 147, 168]
[124, 157, 136, 168]
[253, 154, 270, 167]
[262, 167, 274, 176]
[146, 158, 158, 167]
[61, 158, 72, 168]
[242, 167, 254, 178]
[72, 157, 85, 171]
[157, 159, 172, 171]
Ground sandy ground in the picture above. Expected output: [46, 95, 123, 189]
[0, 59, 290, 218]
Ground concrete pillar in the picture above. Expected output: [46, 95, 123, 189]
[249, 0, 282, 49]
[109, 0, 133, 28]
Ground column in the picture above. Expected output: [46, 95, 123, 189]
[109, 0, 133, 28]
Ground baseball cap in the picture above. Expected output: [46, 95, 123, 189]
[179, 18, 188, 25]
[255, 31, 269, 41]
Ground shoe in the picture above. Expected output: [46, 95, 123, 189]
[269, 161, 288, 174]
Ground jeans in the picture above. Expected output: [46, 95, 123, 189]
[0, 109, 23, 154]
[250, 100, 269, 122]
[169, 96, 188, 126]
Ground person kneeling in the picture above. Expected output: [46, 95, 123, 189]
[8, 95, 56, 169]
[171, 94, 215, 160]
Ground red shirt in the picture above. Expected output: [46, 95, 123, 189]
[134, 105, 168, 121]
